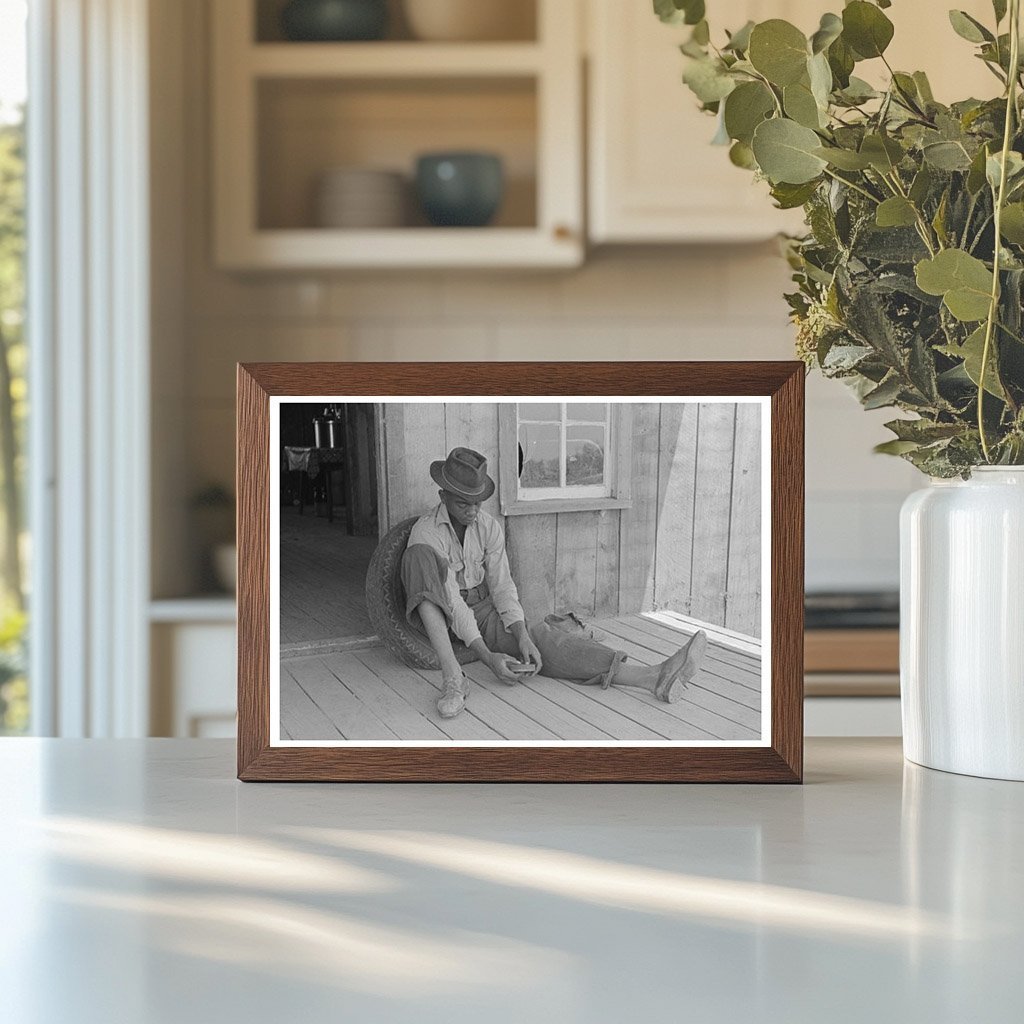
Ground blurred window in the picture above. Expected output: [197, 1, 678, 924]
[0, 0, 27, 734]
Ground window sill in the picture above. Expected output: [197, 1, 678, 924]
[500, 496, 633, 516]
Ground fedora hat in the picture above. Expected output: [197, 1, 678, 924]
[430, 447, 495, 502]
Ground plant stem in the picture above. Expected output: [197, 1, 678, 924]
[822, 167, 880, 204]
[979, 0, 1021, 462]
[884, 170, 939, 254]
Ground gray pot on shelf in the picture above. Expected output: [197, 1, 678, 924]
[415, 152, 504, 227]
[280, 0, 388, 41]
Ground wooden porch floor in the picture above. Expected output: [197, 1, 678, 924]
[280, 611, 763, 742]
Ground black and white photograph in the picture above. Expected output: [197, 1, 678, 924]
[270, 397, 769, 746]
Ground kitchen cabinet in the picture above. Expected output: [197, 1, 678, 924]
[150, 601, 237, 737]
[211, 0, 583, 269]
[586, 0, 998, 244]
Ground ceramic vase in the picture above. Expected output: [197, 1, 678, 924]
[281, 0, 388, 42]
[900, 467, 1024, 780]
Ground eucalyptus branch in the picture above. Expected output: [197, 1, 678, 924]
[979, 0, 1021, 461]
[822, 167, 881, 205]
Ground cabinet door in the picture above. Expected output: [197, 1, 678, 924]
[588, 0, 811, 242]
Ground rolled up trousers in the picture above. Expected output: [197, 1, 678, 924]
[401, 543, 627, 688]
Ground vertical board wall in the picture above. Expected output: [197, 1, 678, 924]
[379, 401, 762, 638]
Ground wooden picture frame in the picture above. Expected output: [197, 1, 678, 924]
[237, 362, 804, 782]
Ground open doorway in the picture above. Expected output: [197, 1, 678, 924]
[279, 402, 380, 652]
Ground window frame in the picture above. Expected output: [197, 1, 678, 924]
[498, 403, 633, 516]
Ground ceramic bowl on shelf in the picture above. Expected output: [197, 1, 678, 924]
[414, 152, 504, 227]
[280, 0, 388, 42]
[402, 0, 534, 41]
[315, 167, 408, 229]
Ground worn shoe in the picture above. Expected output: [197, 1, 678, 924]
[437, 674, 468, 719]
[655, 630, 708, 703]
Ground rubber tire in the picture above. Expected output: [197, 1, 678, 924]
[365, 516, 477, 670]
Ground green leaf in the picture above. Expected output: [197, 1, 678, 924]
[827, 35, 855, 89]
[1000, 203, 1024, 244]
[729, 140, 757, 169]
[932, 190, 950, 247]
[784, 80, 824, 129]
[691, 19, 710, 45]
[807, 51, 833, 109]
[724, 20, 755, 53]
[862, 374, 903, 409]
[860, 133, 904, 173]
[948, 10, 994, 44]
[653, 0, 705, 26]
[922, 140, 973, 171]
[874, 439, 922, 455]
[682, 57, 736, 104]
[842, 1, 895, 59]
[837, 76, 879, 104]
[913, 71, 935, 104]
[993, 0, 1008, 24]
[909, 164, 933, 205]
[939, 325, 1006, 398]
[723, 81, 775, 144]
[770, 180, 820, 209]
[884, 418, 964, 443]
[810, 12, 843, 54]
[813, 146, 872, 170]
[986, 150, 1024, 190]
[915, 249, 994, 322]
[876, 197, 918, 228]
[711, 109, 731, 145]
[751, 118, 828, 184]
[967, 144, 991, 194]
[748, 20, 809, 86]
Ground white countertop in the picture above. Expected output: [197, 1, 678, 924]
[1, 738, 1021, 1023]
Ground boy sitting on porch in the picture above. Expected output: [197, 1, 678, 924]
[401, 446, 708, 719]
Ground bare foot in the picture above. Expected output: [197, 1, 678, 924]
[655, 630, 708, 703]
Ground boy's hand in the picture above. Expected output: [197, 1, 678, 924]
[517, 634, 543, 674]
[487, 653, 523, 685]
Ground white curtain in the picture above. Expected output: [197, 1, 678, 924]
[28, 0, 150, 736]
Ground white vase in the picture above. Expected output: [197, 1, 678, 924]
[900, 467, 1024, 780]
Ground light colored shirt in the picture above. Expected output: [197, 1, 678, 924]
[408, 502, 526, 646]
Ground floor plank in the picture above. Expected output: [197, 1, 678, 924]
[279, 611, 764, 742]
[279, 506, 377, 644]
[598, 619, 762, 712]
[319, 653, 450, 741]
[286, 659, 398, 741]
[279, 669, 344, 741]
[592, 625, 760, 737]
[514, 674, 666, 741]
[615, 614, 762, 684]
[461, 662, 614, 741]
[354, 649, 504, 742]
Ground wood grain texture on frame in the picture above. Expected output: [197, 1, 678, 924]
[236, 361, 804, 783]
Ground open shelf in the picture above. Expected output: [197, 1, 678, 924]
[257, 76, 537, 232]
[249, 41, 544, 77]
[254, 0, 538, 44]
[213, 0, 582, 268]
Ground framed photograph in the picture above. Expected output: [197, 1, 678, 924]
[237, 362, 804, 782]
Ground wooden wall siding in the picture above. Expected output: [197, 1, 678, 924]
[505, 513, 558, 620]
[381, 402, 501, 524]
[687, 403, 737, 627]
[380, 400, 762, 639]
[650, 402, 762, 639]
[652, 402, 699, 614]
[617, 403, 661, 614]
[725, 403, 762, 635]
